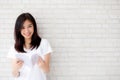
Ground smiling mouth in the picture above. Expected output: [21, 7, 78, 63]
[24, 33, 31, 36]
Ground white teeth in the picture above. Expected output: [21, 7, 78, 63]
[24, 33, 31, 36]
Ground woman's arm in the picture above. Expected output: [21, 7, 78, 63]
[11, 59, 24, 77]
[38, 53, 51, 73]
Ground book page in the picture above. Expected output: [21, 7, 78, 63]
[15, 54, 32, 68]
[31, 54, 39, 66]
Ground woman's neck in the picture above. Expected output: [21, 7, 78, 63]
[24, 39, 31, 49]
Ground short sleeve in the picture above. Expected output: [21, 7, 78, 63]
[41, 39, 52, 55]
[7, 46, 16, 59]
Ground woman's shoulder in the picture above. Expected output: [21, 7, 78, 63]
[38, 38, 51, 48]
[37, 38, 52, 55]
[41, 38, 49, 44]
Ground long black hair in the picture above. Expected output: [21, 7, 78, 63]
[14, 13, 41, 53]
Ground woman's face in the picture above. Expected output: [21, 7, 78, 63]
[21, 20, 34, 40]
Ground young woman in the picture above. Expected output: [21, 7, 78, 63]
[7, 13, 52, 80]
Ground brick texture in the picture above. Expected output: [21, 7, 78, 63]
[0, 0, 120, 80]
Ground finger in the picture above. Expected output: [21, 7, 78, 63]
[17, 61, 23, 64]
[17, 60, 23, 63]
[38, 56, 42, 60]
[38, 60, 42, 64]
[39, 57, 44, 61]
[38, 58, 41, 62]
[38, 59, 42, 64]
[17, 60, 24, 64]
[17, 62, 24, 66]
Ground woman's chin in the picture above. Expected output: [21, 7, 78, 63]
[24, 36, 32, 39]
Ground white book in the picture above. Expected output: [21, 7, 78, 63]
[15, 53, 39, 69]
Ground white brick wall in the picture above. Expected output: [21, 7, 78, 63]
[0, 0, 120, 80]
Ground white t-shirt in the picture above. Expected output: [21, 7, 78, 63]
[7, 38, 52, 80]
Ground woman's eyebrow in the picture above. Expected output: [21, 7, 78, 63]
[22, 24, 33, 27]
[28, 24, 33, 26]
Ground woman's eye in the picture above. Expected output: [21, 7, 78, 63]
[28, 25, 32, 28]
[21, 27, 25, 29]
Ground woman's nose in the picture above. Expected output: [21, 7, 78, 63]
[24, 28, 29, 33]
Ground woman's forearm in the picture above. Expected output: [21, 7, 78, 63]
[38, 54, 50, 73]
[11, 59, 23, 77]
[42, 64, 50, 73]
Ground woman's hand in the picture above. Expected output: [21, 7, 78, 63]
[13, 58, 24, 70]
[37, 53, 50, 73]
[12, 59, 24, 77]
[37, 56, 45, 69]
